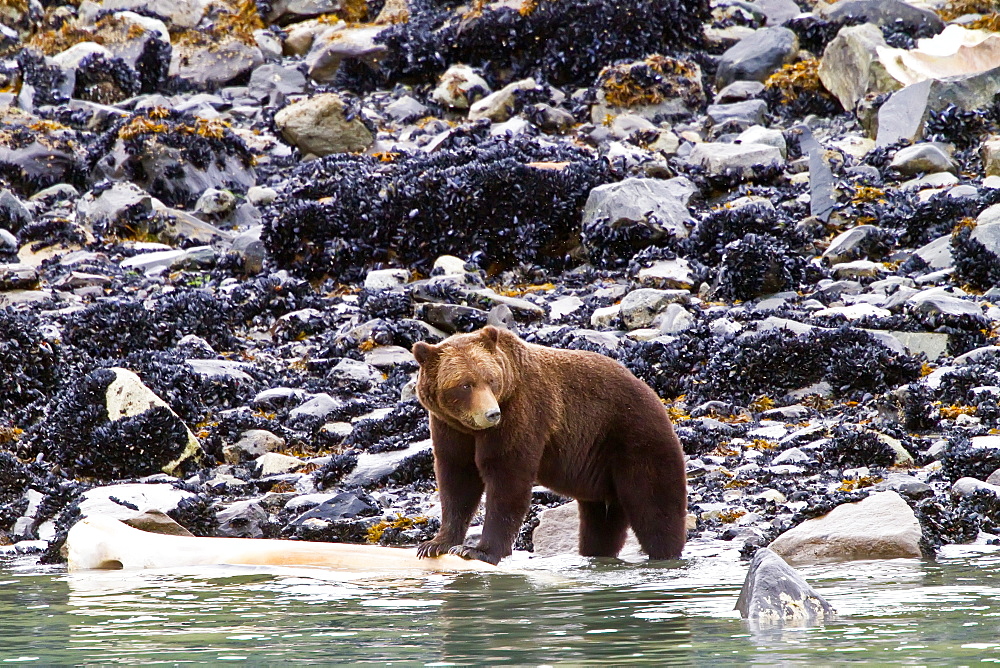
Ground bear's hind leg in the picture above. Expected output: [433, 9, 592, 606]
[577, 500, 628, 557]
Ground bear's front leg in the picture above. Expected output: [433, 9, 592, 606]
[417, 418, 483, 559]
[449, 473, 533, 565]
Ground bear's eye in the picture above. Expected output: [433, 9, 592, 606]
[462, 383, 471, 390]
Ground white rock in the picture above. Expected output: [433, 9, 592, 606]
[431, 64, 491, 109]
[255, 452, 304, 476]
[364, 268, 410, 290]
[79, 483, 195, 520]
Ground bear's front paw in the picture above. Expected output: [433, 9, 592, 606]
[416, 540, 452, 558]
[448, 545, 502, 565]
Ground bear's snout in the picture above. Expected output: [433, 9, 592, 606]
[484, 407, 501, 425]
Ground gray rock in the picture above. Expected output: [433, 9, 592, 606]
[737, 125, 787, 157]
[822, 225, 883, 265]
[819, 23, 900, 112]
[582, 177, 693, 243]
[415, 302, 488, 333]
[952, 476, 1000, 498]
[706, 99, 768, 128]
[385, 95, 428, 123]
[364, 268, 410, 290]
[715, 80, 765, 103]
[913, 233, 953, 270]
[532, 500, 641, 557]
[306, 25, 386, 83]
[716, 27, 798, 89]
[289, 393, 343, 421]
[637, 258, 696, 290]
[364, 345, 415, 368]
[749, 0, 802, 24]
[656, 303, 696, 334]
[891, 144, 957, 176]
[688, 142, 784, 176]
[76, 182, 153, 235]
[768, 491, 923, 564]
[619, 288, 688, 329]
[529, 103, 576, 133]
[169, 35, 263, 89]
[247, 63, 308, 103]
[274, 93, 374, 156]
[216, 499, 268, 538]
[100, 0, 206, 28]
[875, 80, 931, 146]
[78, 483, 196, 520]
[735, 548, 836, 622]
[328, 358, 383, 389]
[818, 0, 944, 33]
[0, 189, 32, 233]
[907, 290, 983, 318]
[268, 0, 345, 22]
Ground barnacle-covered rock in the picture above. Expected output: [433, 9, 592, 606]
[24, 368, 202, 480]
[696, 327, 922, 405]
[261, 135, 613, 280]
[0, 109, 84, 197]
[952, 223, 1000, 292]
[591, 55, 705, 123]
[715, 233, 804, 302]
[89, 110, 257, 207]
[376, 0, 709, 87]
[0, 308, 60, 417]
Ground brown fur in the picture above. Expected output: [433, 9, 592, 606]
[412, 326, 688, 564]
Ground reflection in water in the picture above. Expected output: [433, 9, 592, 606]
[0, 540, 996, 663]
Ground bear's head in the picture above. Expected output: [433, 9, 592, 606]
[412, 326, 513, 431]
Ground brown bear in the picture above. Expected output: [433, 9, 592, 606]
[411, 326, 687, 565]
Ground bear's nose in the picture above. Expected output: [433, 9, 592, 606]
[484, 408, 501, 424]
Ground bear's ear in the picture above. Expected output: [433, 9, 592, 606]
[481, 326, 500, 351]
[412, 341, 438, 366]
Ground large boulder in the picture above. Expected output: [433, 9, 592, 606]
[768, 491, 923, 564]
[819, 24, 901, 111]
[735, 548, 837, 623]
[581, 177, 693, 240]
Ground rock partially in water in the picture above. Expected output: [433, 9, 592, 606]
[735, 547, 836, 623]
[769, 491, 923, 565]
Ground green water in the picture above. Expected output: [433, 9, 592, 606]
[1, 538, 999, 665]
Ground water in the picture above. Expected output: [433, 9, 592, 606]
[1, 538, 999, 665]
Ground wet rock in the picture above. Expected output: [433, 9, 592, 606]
[274, 93, 374, 156]
[637, 258, 696, 290]
[890, 144, 957, 176]
[735, 548, 836, 622]
[768, 491, 923, 565]
[715, 27, 798, 89]
[819, 24, 901, 112]
[76, 181, 153, 237]
[385, 96, 428, 123]
[432, 64, 491, 110]
[290, 491, 380, 525]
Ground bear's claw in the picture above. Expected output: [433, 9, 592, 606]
[416, 540, 450, 558]
[448, 545, 502, 565]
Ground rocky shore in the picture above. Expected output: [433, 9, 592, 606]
[3, 0, 1000, 579]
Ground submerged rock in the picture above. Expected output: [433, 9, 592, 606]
[735, 548, 836, 623]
